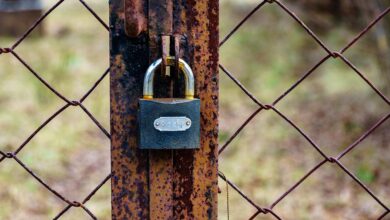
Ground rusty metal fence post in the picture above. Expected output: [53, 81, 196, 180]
[110, 0, 219, 219]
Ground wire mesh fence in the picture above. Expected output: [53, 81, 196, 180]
[218, 0, 389, 219]
[0, 1, 111, 219]
[1, 0, 390, 219]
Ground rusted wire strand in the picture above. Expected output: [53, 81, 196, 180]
[219, 106, 263, 154]
[78, 102, 111, 139]
[10, 50, 73, 104]
[337, 54, 390, 105]
[78, 0, 110, 31]
[269, 105, 329, 159]
[269, 159, 328, 210]
[273, 0, 333, 55]
[0, 104, 70, 163]
[11, 0, 66, 50]
[219, 64, 266, 108]
[53, 173, 112, 220]
[378, 210, 390, 220]
[219, 0, 268, 47]
[249, 208, 282, 220]
[80, 67, 110, 103]
[330, 158, 389, 211]
[218, 171, 266, 213]
[218, 54, 331, 155]
[337, 112, 390, 160]
[218, 171, 230, 220]
[340, 7, 390, 54]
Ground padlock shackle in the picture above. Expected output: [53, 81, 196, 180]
[143, 56, 195, 99]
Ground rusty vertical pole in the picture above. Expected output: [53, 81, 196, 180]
[110, 0, 149, 219]
[148, 1, 174, 219]
[110, 0, 219, 219]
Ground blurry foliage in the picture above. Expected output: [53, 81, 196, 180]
[356, 166, 376, 184]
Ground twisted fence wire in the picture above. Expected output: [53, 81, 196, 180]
[218, 0, 390, 219]
[0, 0, 111, 219]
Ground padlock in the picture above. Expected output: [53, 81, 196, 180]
[138, 56, 200, 149]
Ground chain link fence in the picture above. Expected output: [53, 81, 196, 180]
[0, 0, 110, 219]
[1, 0, 389, 219]
[218, 0, 389, 219]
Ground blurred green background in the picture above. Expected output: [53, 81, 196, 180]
[0, 0, 389, 219]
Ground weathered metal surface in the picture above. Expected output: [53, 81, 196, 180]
[110, 0, 150, 219]
[148, 1, 175, 219]
[149, 151, 174, 220]
[172, 0, 219, 219]
[148, 0, 173, 51]
[124, 0, 147, 37]
[161, 35, 171, 77]
[111, 0, 218, 218]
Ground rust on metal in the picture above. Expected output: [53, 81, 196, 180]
[148, 1, 174, 218]
[172, 0, 219, 219]
[174, 35, 180, 78]
[161, 35, 171, 77]
[111, 0, 150, 219]
[149, 151, 174, 219]
[124, 0, 147, 37]
[112, 0, 219, 218]
[148, 0, 173, 52]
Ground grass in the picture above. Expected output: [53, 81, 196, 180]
[0, 0, 389, 220]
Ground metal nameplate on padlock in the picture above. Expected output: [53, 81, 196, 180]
[154, 116, 192, 131]
[138, 57, 200, 149]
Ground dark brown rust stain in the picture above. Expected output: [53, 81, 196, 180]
[173, 0, 219, 219]
[148, 1, 175, 220]
[173, 0, 187, 36]
[149, 151, 174, 220]
[148, 0, 173, 53]
[173, 150, 195, 219]
[188, 0, 219, 218]
[111, 0, 149, 219]
[124, 0, 147, 37]
[173, 0, 195, 217]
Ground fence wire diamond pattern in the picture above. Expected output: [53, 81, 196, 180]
[0, 0, 111, 219]
[1, 0, 390, 219]
[218, 1, 390, 219]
